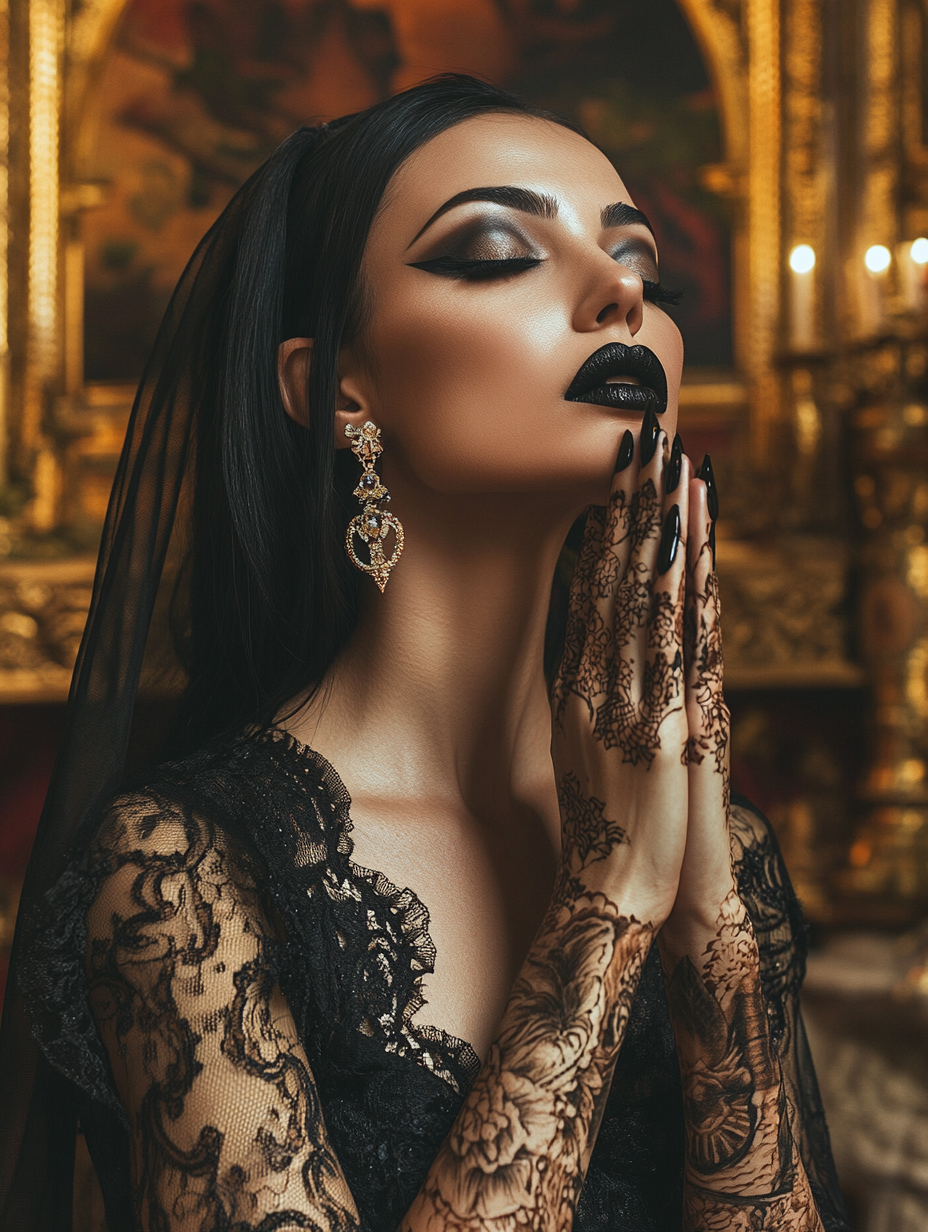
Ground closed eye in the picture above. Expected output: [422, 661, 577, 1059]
[407, 255, 544, 281]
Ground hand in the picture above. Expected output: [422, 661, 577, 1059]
[551, 416, 693, 924]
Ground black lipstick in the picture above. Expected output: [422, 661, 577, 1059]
[565, 342, 668, 416]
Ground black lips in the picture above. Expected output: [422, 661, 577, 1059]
[565, 342, 668, 416]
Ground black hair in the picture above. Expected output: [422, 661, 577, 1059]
[170, 74, 582, 751]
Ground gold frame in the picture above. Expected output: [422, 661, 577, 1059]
[0, 0, 864, 702]
[5, 0, 781, 501]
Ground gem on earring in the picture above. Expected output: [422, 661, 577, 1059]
[344, 421, 404, 591]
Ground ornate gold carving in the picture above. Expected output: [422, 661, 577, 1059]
[718, 536, 860, 689]
[26, 0, 62, 427]
[23, 0, 64, 533]
[747, 0, 783, 460]
[783, 0, 825, 350]
[853, 0, 901, 337]
[0, 557, 94, 701]
[840, 339, 928, 908]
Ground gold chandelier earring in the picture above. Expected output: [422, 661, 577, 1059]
[344, 421, 405, 592]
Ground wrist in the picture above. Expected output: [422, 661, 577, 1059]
[658, 884, 744, 966]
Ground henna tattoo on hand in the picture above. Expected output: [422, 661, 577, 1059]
[629, 479, 661, 554]
[684, 556, 730, 809]
[593, 649, 683, 765]
[614, 561, 652, 649]
[553, 508, 606, 724]
[648, 588, 684, 653]
[557, 770, 629, 877]
[591, 486, 633, 599]
[666, 893, 824, 1232]
[553, 471, 685, 775]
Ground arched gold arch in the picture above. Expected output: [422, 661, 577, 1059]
[3, 0, 809, 531]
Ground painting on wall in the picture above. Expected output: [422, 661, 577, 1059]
[83, 0, 731, 382]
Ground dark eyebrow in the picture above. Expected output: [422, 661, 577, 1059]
[407, 186, 558, 248]
[601, 202, 655, 236]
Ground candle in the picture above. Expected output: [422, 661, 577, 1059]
[788, 244, 816, 349]
[860, 244, 892, 334]
[899, 237, 928, 313]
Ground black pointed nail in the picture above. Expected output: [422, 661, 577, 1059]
[697, 453, 719, 521]
[639, 405, 661, 466]
[665, 434, 683, 493]
[708, 520, 717, 568]
[614, 429, 634, 474]
[658, 504, 681, 574]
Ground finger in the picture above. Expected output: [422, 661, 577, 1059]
[552, 501, 607, 716]
[684, 474, 728, 779]
[639, 449, 690, 740]
[591, 413, 670, 753]
[589, 428, 639, 626]
[611, 412, 667, 659]
[553, 430, 636, 718]
[684, 477, 712, 694]
[570, 429, 643, 713]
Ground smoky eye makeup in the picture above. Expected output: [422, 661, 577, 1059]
[608, 237, 660, 282]
[408, 217, 544, 280]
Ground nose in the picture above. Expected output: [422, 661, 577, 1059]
[572, 256, 644, 338]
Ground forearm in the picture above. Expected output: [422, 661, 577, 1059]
[402, 835, 654, 1231]
[660, 892, 823, 1232]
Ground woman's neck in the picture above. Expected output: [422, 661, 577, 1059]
[286, 489, 579, 820]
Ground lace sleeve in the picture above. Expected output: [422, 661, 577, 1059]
[729, 794, 850, 1232]
[85, 790, 362, 1231]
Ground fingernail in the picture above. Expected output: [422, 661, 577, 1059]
[665, 434, 683, 493]
[614, 429, 634, 474]
[697, 453, 719, 521]
[639, 406, 660, 466]
[709, 521, 717, 568]
[658, 504, 681, 574]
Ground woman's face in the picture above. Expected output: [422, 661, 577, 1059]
[343, 113, 683, 506]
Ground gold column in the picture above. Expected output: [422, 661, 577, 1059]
[855, 0, 899, 330]
[747, 0, 783, 463]
[26, 0, 63, 532]
[0, 0, 9, 492]
[783, 0, 825, 318]
[842, 338, 928, 912]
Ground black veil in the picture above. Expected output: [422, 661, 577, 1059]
[0, 121, 335, 1229]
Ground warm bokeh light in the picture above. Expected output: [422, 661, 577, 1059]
[789, 244, 816, 274]
[911, 237, 928, 265]
[864, 244, 892, 273]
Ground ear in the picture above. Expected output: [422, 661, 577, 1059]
[333, 342, 374, 451]
[278, 337, 372, 449]
[278, 338, 313, 429]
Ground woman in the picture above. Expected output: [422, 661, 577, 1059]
[0, 76, 847, 1231]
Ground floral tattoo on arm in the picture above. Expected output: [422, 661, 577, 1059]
[666, 893, 824, 1232]
[402, 777, 653, 1232]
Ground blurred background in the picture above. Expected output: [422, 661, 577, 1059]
[3, 0, 928, 1226]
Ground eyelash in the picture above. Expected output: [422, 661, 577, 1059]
[642, 279, 684, 307]
[409, 255, 684, 306]
[408, 255, 542, 280]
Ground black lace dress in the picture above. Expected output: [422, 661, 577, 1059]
[22, 727, 849, 1231]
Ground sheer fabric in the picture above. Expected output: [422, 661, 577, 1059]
[21, 727, 848, 1231]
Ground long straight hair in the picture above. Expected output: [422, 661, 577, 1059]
[168, 75, 581, 752]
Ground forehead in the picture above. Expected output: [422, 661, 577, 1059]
[375, 113, 632, 242]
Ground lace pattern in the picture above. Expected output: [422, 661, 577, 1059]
[21, 732, 847, 1231]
